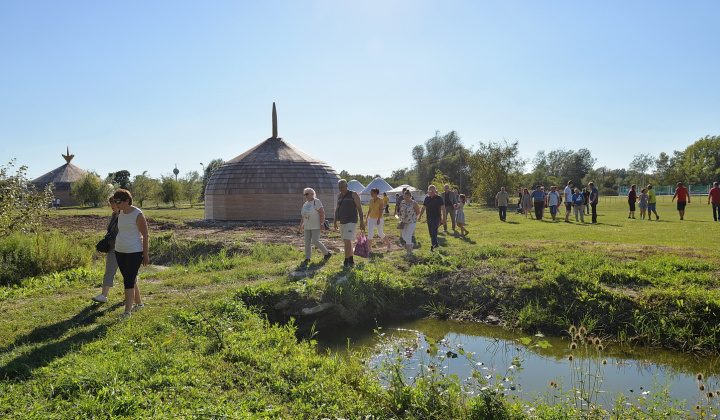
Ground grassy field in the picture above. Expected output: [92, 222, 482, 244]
[1, 197, 719, 418]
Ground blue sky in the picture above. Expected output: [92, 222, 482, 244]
[2, 1, 719, 182]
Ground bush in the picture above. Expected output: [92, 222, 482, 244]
[0, 232, 92, 286]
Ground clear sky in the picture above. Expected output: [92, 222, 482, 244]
[2, 0, 719, 182]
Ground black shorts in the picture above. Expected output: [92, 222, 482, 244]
[565, 203, 572, 211]
[629, 202, 636, 212]
[677, 201, 687, 211]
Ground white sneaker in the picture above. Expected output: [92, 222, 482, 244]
[132, 303, 145, 312]
[92, 294, 108, 303]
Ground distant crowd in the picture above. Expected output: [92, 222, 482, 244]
[295, 179, 720, 269]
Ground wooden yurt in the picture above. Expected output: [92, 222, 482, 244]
[30, 148, 90, 207]
[204, 104, 340, 221]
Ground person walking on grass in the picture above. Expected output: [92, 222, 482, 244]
[418, 185, 446, 251]
[366, 188, 392, 252]
[112, 189, 147, 319]
[589, 182, 599, 223]
[399, 190, 420, 256]
[571, 187, 585, 223]
[638, 187, 649, 220]
[708, 182, 720, 221]
[564, 180, 574, 222]
[583, 187, 590, 214]
[548, 186, 560, 221]
[92, 195, 140, 304]
[495, 186, 509, 222]
[455, 194, 469, 236]
[647, 184, 659, 220]
[299, 188, 332, 266]
[530, 185, 546, 220]
[442, 184, 458, 232]
[627, 184, 638, 219]
[672, 182, 690, 220]
[334, 179, 365, 268]
[521, 187, 532, 219]
[382, 192, 390, 214]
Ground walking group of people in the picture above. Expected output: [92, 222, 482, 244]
[91, 189, 149, 319]
[517, 181, 600, 223]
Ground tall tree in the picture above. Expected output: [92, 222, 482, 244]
[412, 131, 471, 192]
[181, 170, 202, 207]
[107, 170, 132, 189]
[160, 174, 182, 207]
[130, 171, 160, 207]
[671, 135, 720, 185]
[531, 148, 596, 187]
[468, 140, 525, 205]
[71, 172, 113, 207]
[629, 154, 655, 187]
[200, 158, 225, 202]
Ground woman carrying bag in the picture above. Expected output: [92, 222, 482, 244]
[299, 188, 332, 265]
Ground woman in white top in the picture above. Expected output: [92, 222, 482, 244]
[113, 189, 149, 318]
[299, 188, 331, 265]
[399, 190, 420, 256]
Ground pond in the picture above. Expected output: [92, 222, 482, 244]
[316, 318, 720, 409]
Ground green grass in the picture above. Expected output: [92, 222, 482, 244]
[2, 197, 720, 417]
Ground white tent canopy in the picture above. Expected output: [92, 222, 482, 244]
[359, 177, 394, 202]
[347, 179, 365, 193]
[386, 184, 424, 203]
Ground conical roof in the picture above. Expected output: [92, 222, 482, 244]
[347, 179, 365, 192]
[31, 163, 88, 188]
[360, 177, 394, 194]
[204, 103, 340, 221]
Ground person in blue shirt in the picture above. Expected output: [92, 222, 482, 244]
[571, 187, 585, 223]
[529, 185, 546, 220]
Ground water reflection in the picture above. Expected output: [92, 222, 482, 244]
[316, 318, 720, 407]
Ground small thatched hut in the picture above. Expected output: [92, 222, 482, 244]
[204, 104, 340, 221]
[30, 148, 89, 207]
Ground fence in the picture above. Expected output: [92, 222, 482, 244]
[617, 185, 711, 196]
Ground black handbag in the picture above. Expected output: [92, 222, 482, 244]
[96, 217, 117, 253]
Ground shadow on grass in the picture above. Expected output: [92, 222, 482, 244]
[0, 303, 121, 380]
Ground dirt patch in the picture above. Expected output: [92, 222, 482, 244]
[43, 215, 346, 252]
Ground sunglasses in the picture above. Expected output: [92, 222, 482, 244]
[114, 200, 123, 204]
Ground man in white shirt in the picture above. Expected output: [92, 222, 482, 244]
[564, 180, 573, 223]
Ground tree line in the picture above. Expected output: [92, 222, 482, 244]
[341, 133, 720, 205]
[69, 158, 225, 207]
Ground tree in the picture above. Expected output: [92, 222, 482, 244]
[71, 172, 113, 207]
[181, 171, 202, 207]
[531, 148, 596, 187]
[160, 174, 182, 206]
[130, 171, 160, 207]
[412, 131, 471, 192]
[386, 167, 416, 188]
[629, 154, 655, 187]
[670, 135, 720, 185]
[0, 159, 54, 236]
[430, 169, 453, 190]
[107, 170, 132, 189]
[200, 158, 225, 202]
[468, 140, 525, 205]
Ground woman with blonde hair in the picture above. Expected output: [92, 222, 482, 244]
[455, 194, 469, 237]
[399, 190, 420, 256]
[521, 187, 532, 219]
[299, 188, 332, 265]
[366, 188, 392, 252]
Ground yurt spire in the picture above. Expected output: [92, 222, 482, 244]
[62, 147, 74, 164]
[272, 102, 278, 138]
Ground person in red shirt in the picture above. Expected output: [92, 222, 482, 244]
[708, 181, 720, 221]
[671, 182, 690, 220]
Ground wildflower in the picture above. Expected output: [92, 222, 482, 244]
[597, 344, 604, 351]
[578, 326, 587, 335]
[707, 392, 714, 399]
[550, 381, 557, 388]
[567, 355, 574, 362]
[602, 359, 608, 365]
[574, 334, 581, 341]
[694, 405, 701, 410]
[570, 342, 577, 350]
[586, 336, 594, 344]
[696, 373, 704, 381]
[594, 337, 601, 346]
[716, 390, 720, 396]
[699, 384, 706, 391]
[569, 325, 577, 334]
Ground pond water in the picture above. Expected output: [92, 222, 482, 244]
[316, 318, 720, 409]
